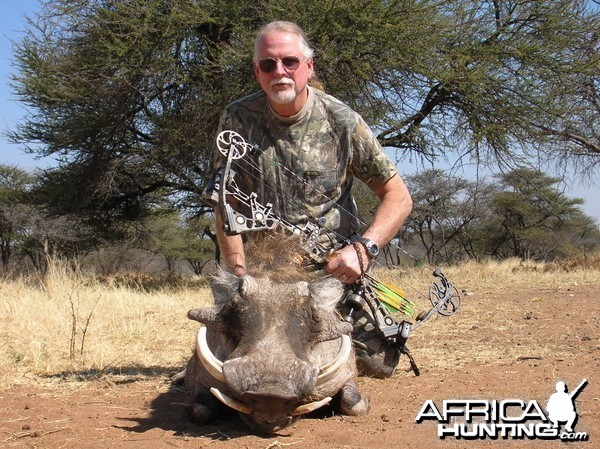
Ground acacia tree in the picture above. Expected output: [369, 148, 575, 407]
[403, 169, 496, 264]
[139, 209, 215, 274]
[8, 0, 599, 234]
[10, 0, 255, 229]
[403, 167, 596, 263]
[485, 168, 589, 259]
[0, 165, 35, 271]
[366, 0, 600, 172]
[0, 165, 89, 272]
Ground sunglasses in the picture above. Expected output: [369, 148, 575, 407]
[257, 56, 305, 73]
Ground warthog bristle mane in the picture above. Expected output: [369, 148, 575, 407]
[242, 233, 325, 283]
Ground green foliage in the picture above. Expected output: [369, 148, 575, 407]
[9, 0, 599, 226]
[0, 166, 36, 269]
[404, 168, 496, 263]
[136, 209, 215, 274]
[0, 165, 33, 204]
[11, 0, 262, 224]
[5, 0, 600, 268]
[485, 168, 593, 259]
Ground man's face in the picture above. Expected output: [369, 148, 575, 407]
[254, 30, 313, 116]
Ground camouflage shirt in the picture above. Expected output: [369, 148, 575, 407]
[204, 86, 397, 240]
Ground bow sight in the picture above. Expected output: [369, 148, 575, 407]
[212, 130, 461, 374]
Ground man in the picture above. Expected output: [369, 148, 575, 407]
[204, 21, 413, 377]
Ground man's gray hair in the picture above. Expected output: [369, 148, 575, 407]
[253, 21, 314, 63]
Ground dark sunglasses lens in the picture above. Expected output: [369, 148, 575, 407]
[282, 57, 301, 70]
[258, 57, 302, 73]
[258, 59, 276, 73]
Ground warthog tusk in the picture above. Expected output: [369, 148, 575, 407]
[196, 326, 226, 383]
[290, 396, 332, 416]
[210, 387, 253, 414]
[316, 334, 351, 386]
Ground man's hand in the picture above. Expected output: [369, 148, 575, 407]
[324, 243, 369, 284]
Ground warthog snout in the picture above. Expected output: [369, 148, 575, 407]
[243, 390, 299, 414]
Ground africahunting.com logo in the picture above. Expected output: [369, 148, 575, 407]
[415, 379, 589, 441]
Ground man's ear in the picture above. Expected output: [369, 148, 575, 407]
[253, 64, 260, 81]
[306, 57, 314, 77]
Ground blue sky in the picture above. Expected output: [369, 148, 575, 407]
[1, 0, 48, 168]
[1, 0, 598, 223]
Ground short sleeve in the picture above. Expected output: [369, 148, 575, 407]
[351, 117, 397, 186]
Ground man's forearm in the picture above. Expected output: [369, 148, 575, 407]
[364, 174, 413, 246]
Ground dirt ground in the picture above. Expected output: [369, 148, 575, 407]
[1, 284, 598, 449]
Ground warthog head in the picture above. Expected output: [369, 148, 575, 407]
[185, 269, 358, 433]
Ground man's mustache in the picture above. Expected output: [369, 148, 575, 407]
[270, 78, 295, 87]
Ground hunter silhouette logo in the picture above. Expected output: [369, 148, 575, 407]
[415, 378, 589, 441]
[546, 379, 587, 434]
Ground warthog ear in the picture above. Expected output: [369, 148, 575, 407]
[308, 276, 344, 311]
[308, 277, 353, 340]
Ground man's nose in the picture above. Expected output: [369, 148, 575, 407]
[272, 60, 288, 77]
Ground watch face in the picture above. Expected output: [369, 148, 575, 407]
[360, 238, 378, 258]
[369, 242, 379, 257]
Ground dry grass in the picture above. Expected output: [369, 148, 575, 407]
[374, 254, 600, 296]
[0, 259, 213, 389]
[1, 255, 599, 390]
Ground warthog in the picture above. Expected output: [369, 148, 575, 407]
[184, 268, 370, 433]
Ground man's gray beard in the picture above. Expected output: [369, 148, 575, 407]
[269, 88, 297, 105]
[268, 78, 297, 105]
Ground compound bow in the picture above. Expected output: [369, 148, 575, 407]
[211, 130, 461, 374]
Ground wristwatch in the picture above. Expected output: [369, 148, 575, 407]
[356, 237, 380, 259]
